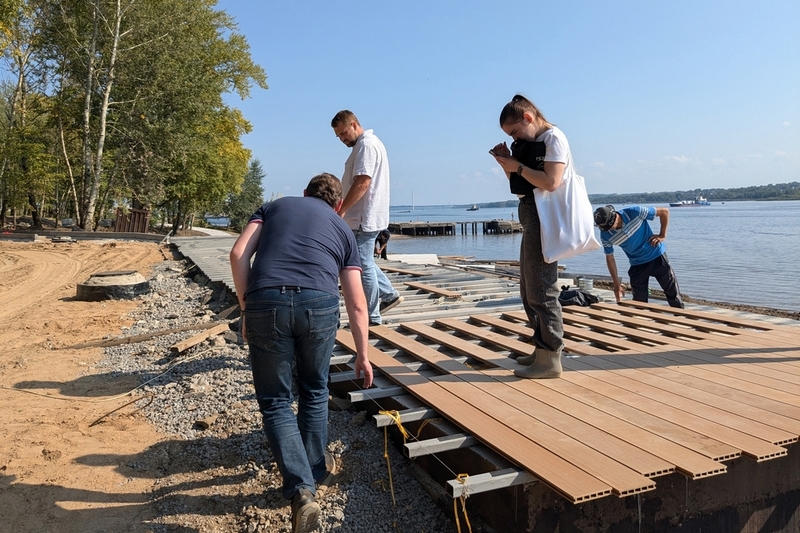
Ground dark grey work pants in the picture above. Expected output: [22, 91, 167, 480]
[518, 197, 564, 353]
[628, 253, 684, 308]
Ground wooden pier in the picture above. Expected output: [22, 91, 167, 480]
[388, 219, 522, 236]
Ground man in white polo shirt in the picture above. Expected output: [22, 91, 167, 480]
[331, 110, 403, 325]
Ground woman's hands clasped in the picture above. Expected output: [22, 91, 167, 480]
[489, 141, 520, 174]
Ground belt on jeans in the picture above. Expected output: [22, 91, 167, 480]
[266, 286, 302, 292]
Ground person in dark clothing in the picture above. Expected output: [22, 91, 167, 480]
[230, 173, 372, 533]
[374, 229, 390, 259]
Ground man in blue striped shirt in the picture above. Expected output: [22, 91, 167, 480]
[594, 205, 684, 308]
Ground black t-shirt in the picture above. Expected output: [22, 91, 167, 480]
[246, 196, 361, 297]
[509, 139, 546, 196]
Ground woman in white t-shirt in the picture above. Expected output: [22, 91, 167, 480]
[490, 94, 567, 379]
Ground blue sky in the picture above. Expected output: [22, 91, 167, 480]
[216, 0, 799, 206]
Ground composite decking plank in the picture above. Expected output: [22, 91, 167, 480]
[378, 265, 432, 277]
[511, 309, 800, 397]
[471, 313, 644, 353]
[371, 325, 673, 480]
[432, 374, 656, 496]
[627, 350, 800, 409]
[477, 313, 800, 423]
[591, 301, 800, 347]
[403, 281, 463, 299]
[478, 368, 725, 480]
[630, 361, 800, 421]
[593, 303, 800, 366]
[559, 358, 787, 461]
[531, 375, 741, 462]
[561, 307, 710, 342]
[335, 329, 612, 503]
[505, 309, 676, 347]
[404, 320, 741, 462]
[616, 300, 780, 332]
[572, 353, 800, 438]
[592, 302, 759, 336]
[564, 356, 798, 446]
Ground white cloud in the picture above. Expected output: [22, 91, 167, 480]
[775, 151, 787, 157]
[712, 157, 726, 165]
[666, 155, 689, 163]
[783, 121, 791, 128]
[589, 161, 605, 168]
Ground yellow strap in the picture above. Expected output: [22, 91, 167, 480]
[383, 426, 397, 507]
[377, 410, 408, 507]
[379, 409, 411, 442]
[414, 417, 446, 439]
[453, 473, 473, 533]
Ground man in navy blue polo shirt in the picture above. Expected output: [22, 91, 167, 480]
[230, 173, 372, 533]
[594, 205, 684, 308]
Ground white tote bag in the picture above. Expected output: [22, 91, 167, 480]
[533, 173, 601, 263]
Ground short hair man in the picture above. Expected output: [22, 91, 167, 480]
[230, 173, 372, 533]
[594, 205, 684, 308]
[331, 110, 403, 325]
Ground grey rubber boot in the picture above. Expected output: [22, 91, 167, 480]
[513, 349, 562, 379]
[515, 350, 537, 366]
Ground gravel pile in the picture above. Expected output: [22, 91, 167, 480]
[94, 258, 460, 533]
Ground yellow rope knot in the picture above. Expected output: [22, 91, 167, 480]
[454, 473, 473, 533]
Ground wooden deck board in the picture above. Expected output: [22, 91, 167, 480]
[572, 354, 800, 440]
[370, 325, 674, 481]
[562, 357, 795, 452]
[399, 320, 743, 463]
[335, 330, 613, 503]
[378, 265, 432, 277]
[403, 281, 463, 299]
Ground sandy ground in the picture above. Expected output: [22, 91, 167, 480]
[0, 239, 169, 533]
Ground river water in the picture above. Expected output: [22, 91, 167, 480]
[386, 200, 800, 313]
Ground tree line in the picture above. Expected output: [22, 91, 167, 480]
[1, 0, 267, 231]
[457, 181, 800, 209]
[587, 181, 800, 205]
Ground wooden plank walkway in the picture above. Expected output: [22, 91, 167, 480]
[335, 301, 800, 504]
[170, 236, 800, 506]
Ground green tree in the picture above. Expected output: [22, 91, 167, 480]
[226, 158, 265, 231]
[34, 0, 266, 230]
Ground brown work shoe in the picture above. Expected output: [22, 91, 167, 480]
[316, 451, 339, 488]
[291, 488, 320, 533]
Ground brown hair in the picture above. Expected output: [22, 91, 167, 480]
[331, 110, 360, 128]
[306, 173, 342, 208]
[499, 94, 551, 128]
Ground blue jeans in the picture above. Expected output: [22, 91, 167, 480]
[354, 229, 399, 324]
[518, 197, 564, 353]
[244, 287, 340, 499]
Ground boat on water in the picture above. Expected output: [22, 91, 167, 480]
[467, 204, 479, 211]
[669, 195, 711, 207]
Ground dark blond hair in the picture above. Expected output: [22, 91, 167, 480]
[306, 173, 342, 208]
[499, 94, 551, 128]
[331, 110, 360, 128]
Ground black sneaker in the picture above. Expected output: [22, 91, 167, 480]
[379, 295, 404, 313]
[291, 488, 320, 533]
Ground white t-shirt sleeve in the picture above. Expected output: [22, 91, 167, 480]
[353, 144, 378, 178]
[540, 128, 570, 164]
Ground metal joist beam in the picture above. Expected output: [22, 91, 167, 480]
[447, 468, 538, 498]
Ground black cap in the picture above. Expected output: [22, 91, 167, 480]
[593, 205, 617, 231]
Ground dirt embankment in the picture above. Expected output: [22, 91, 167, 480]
[0, 240, 170, 533]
